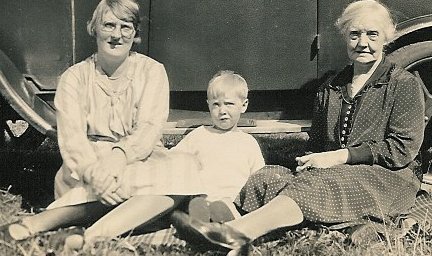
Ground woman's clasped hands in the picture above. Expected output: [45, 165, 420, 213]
[85, 148, 130, 205]
[296, 149, 350, 172]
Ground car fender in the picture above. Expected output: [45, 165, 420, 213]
[0, 49, 56, 138]
[393, 14, 432, 42]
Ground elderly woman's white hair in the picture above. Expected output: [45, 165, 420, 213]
[335, 0, 396, 43]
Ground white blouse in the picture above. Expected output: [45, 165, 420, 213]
[54, 52, 169, 180]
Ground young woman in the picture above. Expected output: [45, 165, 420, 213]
[1, 0, 203, 243]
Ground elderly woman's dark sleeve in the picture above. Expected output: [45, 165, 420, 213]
[365, 70, 424, 169]
[306, 86, 327, 153]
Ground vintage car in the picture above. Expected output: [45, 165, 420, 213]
[0, 0, 431, 163]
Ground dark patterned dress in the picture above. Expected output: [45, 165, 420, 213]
[234, 57, 425, 225]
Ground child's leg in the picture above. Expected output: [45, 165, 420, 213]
[8, 202, 111, 240]
[84, 195, 185, 241]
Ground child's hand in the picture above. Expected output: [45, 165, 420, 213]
[296, 149, 349, 171]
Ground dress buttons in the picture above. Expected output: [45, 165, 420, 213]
[341, 137, 345, 141]
[341, 144, 346, 148]
[343, 123, 348, 127]
[348, 105, 352, 109]
[342, 130, 346, 135]
[346, 111, 351, 115]
[344, 117, 349, 121]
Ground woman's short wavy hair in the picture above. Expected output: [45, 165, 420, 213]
[335, 0, 396, 43]
[87, 0, 141, 43]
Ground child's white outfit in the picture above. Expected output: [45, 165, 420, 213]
[48, 53, 203, 209]
[170, 126, 265, 202]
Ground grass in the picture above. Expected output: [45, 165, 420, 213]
[2, 130, 432, 255]
[1, 189, 432, 256]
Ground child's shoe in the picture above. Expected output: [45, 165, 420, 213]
[188, 196, 211, 222]
[209, 201, 237, 223]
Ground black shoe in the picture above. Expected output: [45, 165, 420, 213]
[171, 211, 250, 252]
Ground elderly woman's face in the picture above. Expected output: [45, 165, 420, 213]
[96, 9, 136, 59]
[345, 13, 387, 64]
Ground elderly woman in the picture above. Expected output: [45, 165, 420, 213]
[172, 0, 425, 253]
[1, 0, 202, 243]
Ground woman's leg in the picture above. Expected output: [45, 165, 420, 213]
[84, 195, 185, 241]
[226, 195, 303, 240]
[9, 202, 111, 240]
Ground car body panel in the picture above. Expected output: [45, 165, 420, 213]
[0, 0, 431, 136]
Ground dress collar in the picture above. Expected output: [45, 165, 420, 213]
[328, 56, 396, 92]
[92, 52, 136, 81]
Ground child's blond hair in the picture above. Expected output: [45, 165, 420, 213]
[207, 70, 249, 100]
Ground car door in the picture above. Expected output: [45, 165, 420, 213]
[149, 0, 319, 92]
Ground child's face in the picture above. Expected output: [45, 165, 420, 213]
[207, 90, 248, 131]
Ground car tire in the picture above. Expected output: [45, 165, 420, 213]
[388, 40, 432, 65]
[387, 41, 432, 90]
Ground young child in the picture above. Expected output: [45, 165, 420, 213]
[171, 70, 265, 223]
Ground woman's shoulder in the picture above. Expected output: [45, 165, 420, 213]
[374, 59, 423, 99]
[61, 55, 95, 78]
[390, 65, 417, 83]
[56, 56, 95, 94]
[129, 52, 165, 70]
[381, 59, 420, 89]
[370, 57, 416, 85]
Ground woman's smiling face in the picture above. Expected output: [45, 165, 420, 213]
[96, 9, 135, 59]
[345, 13, 387, 65]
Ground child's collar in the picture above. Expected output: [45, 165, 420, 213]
[207, 125, 239, 133]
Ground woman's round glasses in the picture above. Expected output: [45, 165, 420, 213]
[100, 22, 135, 38]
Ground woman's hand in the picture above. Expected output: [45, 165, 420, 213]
[295, 149, 349, 171]
[98, 180, 129, 206]
[87, 164, 127, 205]
[98, 147, 128, 181]
[87, 148, 130, 205]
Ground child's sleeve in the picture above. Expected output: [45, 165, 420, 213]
[170, 130, 194, 154]
[249, 137, 265, 174]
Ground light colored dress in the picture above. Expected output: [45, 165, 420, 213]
[49, 52, 203, 209]
[171, 126, 265, 202]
